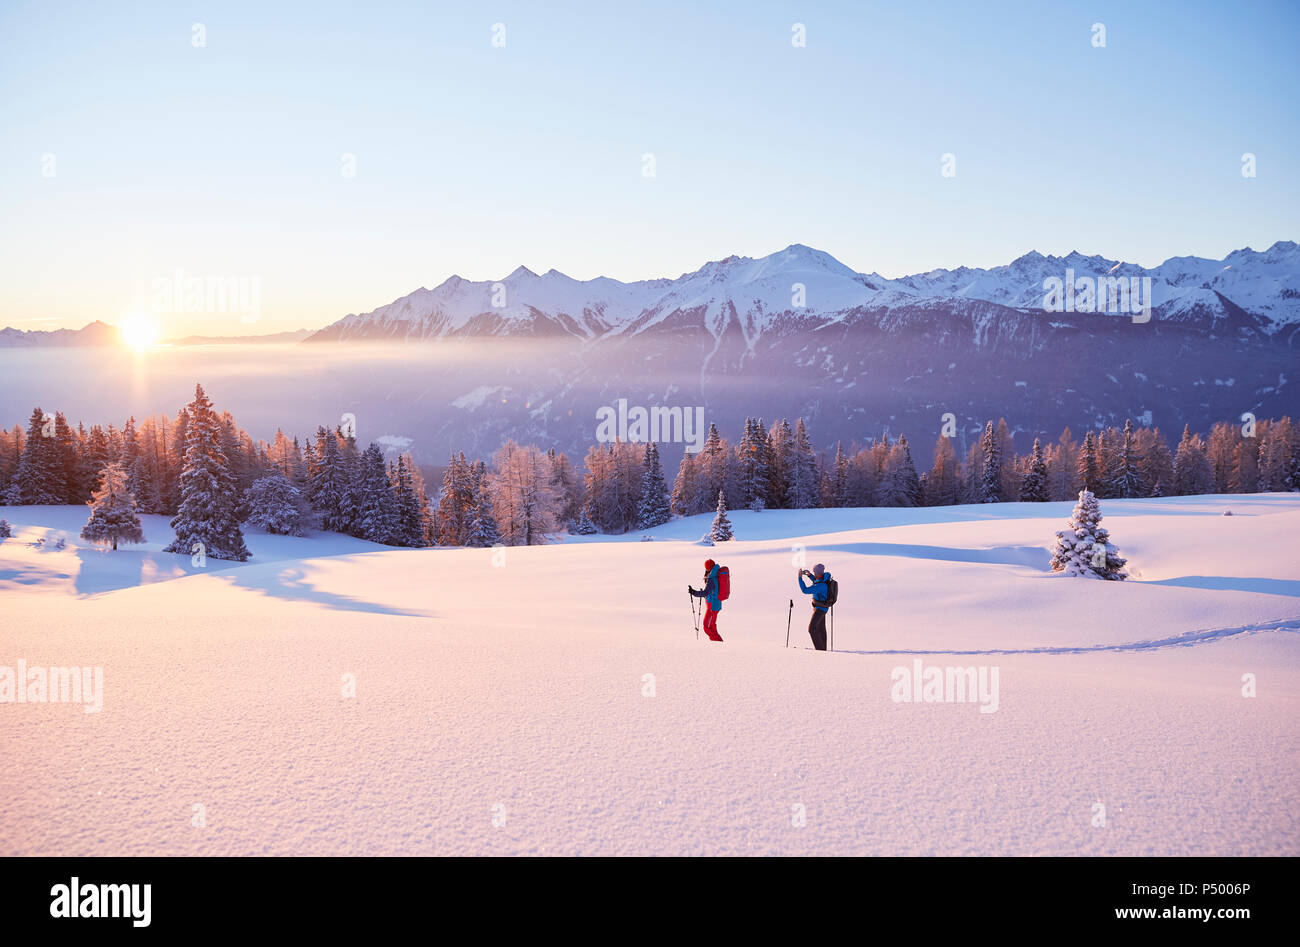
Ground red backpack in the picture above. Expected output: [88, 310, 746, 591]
[716, 565, 730, 601]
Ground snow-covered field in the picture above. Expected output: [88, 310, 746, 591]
[2, 495, 1298, 856]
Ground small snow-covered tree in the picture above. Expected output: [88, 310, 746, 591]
[1049, 490, 1127, 580]
[709, 489, 733, 542]
[243, 471, 304, 536]
[0, 518, 12, 538]
[572, 506, 599, 535]
[80, 462, 145, 551]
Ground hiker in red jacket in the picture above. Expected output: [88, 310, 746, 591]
[688, 559, 723, 641]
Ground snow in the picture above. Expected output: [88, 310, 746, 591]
[2, 494, 1298, 855]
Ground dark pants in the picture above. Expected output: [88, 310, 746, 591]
[808, 609, 827, 651]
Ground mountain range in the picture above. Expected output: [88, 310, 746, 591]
[292, 242, 1300, 461]
[4, 242, 1297, 462]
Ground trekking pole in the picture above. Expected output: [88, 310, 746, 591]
[785, 599, 793, 647]
[829, 606, 834, 652]
[689, 589, 698, 639]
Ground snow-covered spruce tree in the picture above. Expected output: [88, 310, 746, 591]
[978, 420, 1000, 502]
[1020, 438, 1050, 502]
[637, 442, 671, 529]
[1049, 490, 1127, 580]
[0, 518, 10, 538]
[787, 418, 818, 509]
[163, 384, 249, 562]
[735, 418, 770, 510]
[572, 506, 599, 535]
[353, 444, 399, 544]
[80, 462, 144, 551]
[14, 408, 65, 504]
[464, 460, 502, 547]
[307, 426, 350, 533]
[391, 454, 427, 547]
[1107, 419, 1145, 499]
[243, 471, 304, 536]
[709, 489, 734, 542]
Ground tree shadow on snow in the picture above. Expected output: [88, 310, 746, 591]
[220, 564, 435, 618]
[1141, 575, 1300, 597]
[813, 541, 1051, 571]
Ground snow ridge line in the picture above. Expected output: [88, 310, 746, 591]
[838, 617, 1300, 656]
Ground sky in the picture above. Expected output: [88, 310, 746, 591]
[1, 0, 1298, 336]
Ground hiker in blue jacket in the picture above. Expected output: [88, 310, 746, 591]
[798, 563, 833, 651]
[688, 558, 723, 641]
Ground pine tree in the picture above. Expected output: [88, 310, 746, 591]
[353, 444, 399, 544]
[1049, 490, 1127, 579]
[392, 454, 426, 546]
[307, 426, 352, 533]
[572, 506, 599, 535]
[787, 418, 817, 509]
[15, 408, 65, 504]
[163, 384, 249, 561]
[978, 420, 1001, 502]
[54, 412, 81, 503]
[765, 419, 794, 509]
[879, 434, 921, 506]
[0, 518, 10, 538]
[831, 441, 848, 507]
[1020, 438, 1050, 502]
[464, 460, 502, 547]
[1077, 430, 1100, 493]
[436, 453, 474, 545]
[925, 435, 961, 507]
[1173, 425, 1214, 495]
[735, 418, 769, 509]
[80, 462, 145, 551]
[1108, 419, 1145, 498]
[243, 472, 304, 536]
[670, 451, 700, 516]
[637, 442, 671, 529]
[709, 489, 733, 542]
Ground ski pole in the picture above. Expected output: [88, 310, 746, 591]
[785, 599, 793, 647]
[689, 588, 698, 639]
[830, 606, 834, 652]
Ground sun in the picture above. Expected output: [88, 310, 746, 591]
[119, 313, 161, 351]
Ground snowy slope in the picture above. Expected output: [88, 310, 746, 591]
[2, 495, 1298, 856]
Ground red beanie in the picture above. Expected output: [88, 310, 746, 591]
[704, 559, 715, 571]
